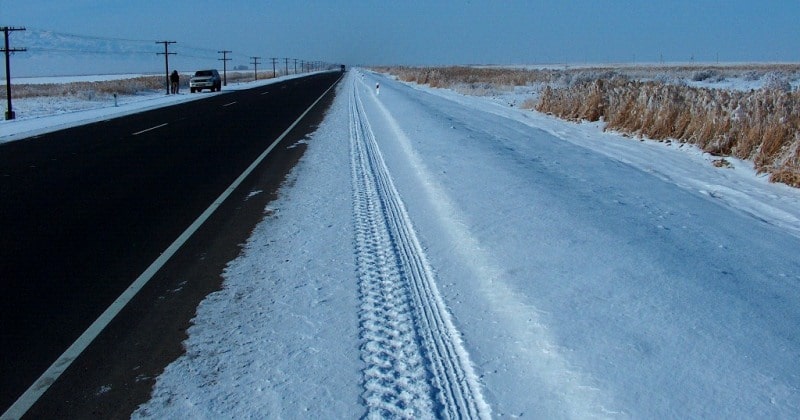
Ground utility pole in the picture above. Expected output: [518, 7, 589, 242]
[251, 56, 261, 81]
[2, 26, 26, 120]
[293, 58, 298, 74]
[284, 58, 289, 76]
[218, 50, 231, 86]
[156, 41, 176, 95]
[270, 57, 278, 78]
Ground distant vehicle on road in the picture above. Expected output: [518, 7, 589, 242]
[189, 70, 222, 93]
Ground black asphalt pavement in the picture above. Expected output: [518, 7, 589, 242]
[0, 71, 342, 417]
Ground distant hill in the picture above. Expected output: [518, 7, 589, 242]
[7, 29, 225, 77]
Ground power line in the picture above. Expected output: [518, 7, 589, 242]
[156, 41, 176, 95]
[218, 50, 231, 86]
[27, 47, 156, 56]
[173, 52, 217, 60]
[21, 28, 321, 74]
[27, 27, 156, 44]
[2, 26, 27, 120]
[250, 56, 261, 81]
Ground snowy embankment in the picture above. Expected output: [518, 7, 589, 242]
[130, 69, 800, 418]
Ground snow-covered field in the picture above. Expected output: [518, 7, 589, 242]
[6, 69, 800, 417]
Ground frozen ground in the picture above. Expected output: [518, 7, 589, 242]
[5, 69, 800, 418]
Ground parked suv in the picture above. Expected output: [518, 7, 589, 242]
[189, 69, 222, 93]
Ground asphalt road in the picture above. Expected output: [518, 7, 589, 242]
[0, 71, 342, 417]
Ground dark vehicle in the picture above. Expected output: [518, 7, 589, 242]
[189, 69, 222, 93]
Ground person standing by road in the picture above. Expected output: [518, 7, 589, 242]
[170, 70, 180, 94]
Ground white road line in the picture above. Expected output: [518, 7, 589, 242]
[131, 123, 168, 136]
[260, 91, 270, 95]
[222, 101, 237, 107]
[0, 73, 343, 420]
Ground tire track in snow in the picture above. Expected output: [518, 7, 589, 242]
[349, 74, 491, 419]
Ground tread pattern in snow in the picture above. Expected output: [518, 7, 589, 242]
[348, 74, 490, 419]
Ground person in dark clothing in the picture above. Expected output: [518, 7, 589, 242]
[170, 70, 180, 94]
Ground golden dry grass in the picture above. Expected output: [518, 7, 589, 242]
[10, 76, 165, 99]
[536, 79, 800, 183]
[7, 71, 278, 100]
[374, 66, 563, 90]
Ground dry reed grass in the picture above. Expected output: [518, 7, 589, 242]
[374, 66, 563, 90]
[537, 79, 800, 186]
[11, 76, 166, 99]
[9, 71, 279, 100]
[379, 65, 800, 188]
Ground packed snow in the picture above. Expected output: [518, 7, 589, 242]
[5, 69, 800, 418]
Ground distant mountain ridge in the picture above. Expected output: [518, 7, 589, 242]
[16, 29, 157, 58]
[6, 29, 224, 77]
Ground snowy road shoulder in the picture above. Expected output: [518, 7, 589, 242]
[133, 76, 363, 418]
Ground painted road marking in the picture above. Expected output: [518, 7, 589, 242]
[1, 72, 344, 420]
[222, 101, 237, 107]
[260, 91, 270, 95]
[132, 123, 168, 136]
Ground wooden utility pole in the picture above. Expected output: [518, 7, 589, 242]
[251, 57, 261, 81]
[2, 26, 26, 120]
[270, 57, 278, 78]
[156, 41, 176, 94]
[218, 50, 231, 86]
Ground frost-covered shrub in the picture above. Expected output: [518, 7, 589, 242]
[655, 73, 687, 87]
[692, 70, 716, 82]
[743, 71, 761, 81]
[763, 72, 792, 92]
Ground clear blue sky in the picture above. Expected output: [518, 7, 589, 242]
[2, 0, 799, 74]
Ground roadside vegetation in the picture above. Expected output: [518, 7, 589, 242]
[6, 71, 279, 100]
[376, 65, 800, 188]
[10, 76, 164, 99]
